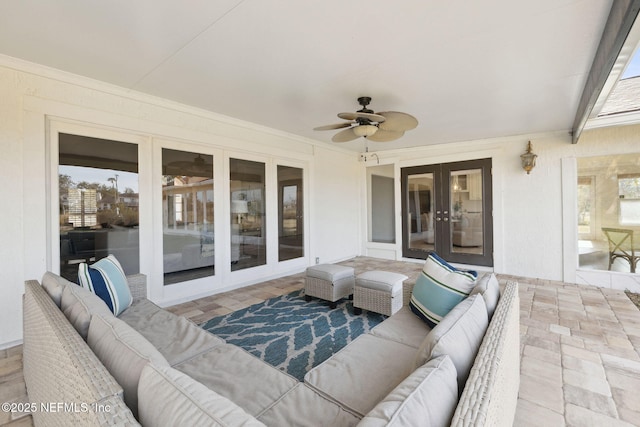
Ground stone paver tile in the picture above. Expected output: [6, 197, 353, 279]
[522, 335, 561, 353]
[611, 388, 640, 413]
[523, 344, 561, 365]
[601, 353, 640, 374]
[562, 354, 607, 379]
[563, 368, 611, 396]
[518, 374, 564, 414]
[565, 403, 635, 427]
[527, 326, 561, 343]
[515, 399, 565, 427]
[560, 345, 610, 365]
[560, 335, 585, 349]
[564, 384, 618, 418]
[605, 336, 635, 350]
[606, 367, 640, 392]
[617, 407, 640, 426]
[550, 323, 571, 336]
[521, 356, 563, 385]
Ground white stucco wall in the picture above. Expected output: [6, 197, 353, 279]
[0, 59, 360, 348]
[2, 55, 639, 348]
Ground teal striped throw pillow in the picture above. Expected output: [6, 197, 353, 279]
[410, 252, 477, 328]
[78, 255, 132, 316]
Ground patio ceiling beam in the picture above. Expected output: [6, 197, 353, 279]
[572, 0, 640, 144]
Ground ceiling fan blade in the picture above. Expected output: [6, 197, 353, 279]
[377, 111, 418, 131]
[337, 112, 386, 122]
[313, 122, 353, 131]
[366, 129, 404, 142]
[332, 127, 359, 142]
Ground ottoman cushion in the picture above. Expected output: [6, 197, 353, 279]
[306, 264, 354, 282]
[356, 271, 407, 293]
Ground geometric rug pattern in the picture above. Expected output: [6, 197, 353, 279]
[201, 289, 386, 381]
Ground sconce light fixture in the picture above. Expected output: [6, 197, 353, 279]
[520, 141, 537, 174]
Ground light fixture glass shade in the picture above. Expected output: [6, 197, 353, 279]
[520, 141, 537, 174]
[353, 124, 378, 137]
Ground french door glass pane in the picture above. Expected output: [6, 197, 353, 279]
[230, 158, 266, 271]
[278, 165, 304, 261]
[162, 148, 214, 285]
[450, 169, 484, 255]
[407, 173, 435, 253]
[59, 133, 139, 282]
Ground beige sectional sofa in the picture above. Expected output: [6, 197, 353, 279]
[23, 270, 519, 426]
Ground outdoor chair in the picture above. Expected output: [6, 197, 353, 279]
[602, 227, 639, 273]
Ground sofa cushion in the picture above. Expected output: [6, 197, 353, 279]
[138, 363, 266, 427]
[304, 334, 416, 417]
[78, 255, 133, 316]
[257, 383, 361, 427]
[370, 306, 431, 349]
[409, 252, 477, 328]
[175, 344, 298, 417]
[41, 271, 73, 307]
[87, 314, 169, 419]
[414, 294, 488, 393]
[470, 273, 500, 319]
[119, 298, 225, 366]
[357, 355, 458, 427]
[60, 282, 114, 340]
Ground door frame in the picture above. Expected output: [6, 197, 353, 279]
[401, 158, 493, 266]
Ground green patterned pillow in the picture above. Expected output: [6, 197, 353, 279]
[409, 252, 477, 327]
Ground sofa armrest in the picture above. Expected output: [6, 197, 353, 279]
[451, 280, 520, 427]
[126, 274, 147, 301]
[403, 280, 415, 306]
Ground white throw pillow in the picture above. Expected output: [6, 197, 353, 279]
[357, 355, 458, 427]
[413, 294, 488, 393]
[470, 273, 500, 319]
[138, 363, 266, 427]
[87, 314, 169, 418]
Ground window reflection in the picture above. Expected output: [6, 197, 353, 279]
[230, 158, 266, 271]
[59, 134, 139, 281]
[278, 165, 303, 261]
[162, 149, 214, 285]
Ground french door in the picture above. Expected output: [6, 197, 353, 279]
[401, 158, 493, 266]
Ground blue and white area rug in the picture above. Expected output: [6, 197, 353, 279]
[200, 290, 386, 381]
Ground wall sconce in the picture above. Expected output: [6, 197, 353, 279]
[520, 141, 537, 174]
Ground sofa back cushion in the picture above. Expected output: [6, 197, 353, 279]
[41, 271, 73, 308]
[60, 282, 114, 340]
[357, 355, 458, 427]
[78, 255, 132, 316]
[87, 314, 169, 419]
[414, 294, 488, 393]
[409, 252, 477, 328]
[138, 363, 266, 427]
[470, 273, 500, 319]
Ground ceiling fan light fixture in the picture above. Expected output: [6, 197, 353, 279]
[353, 124, 378, 137]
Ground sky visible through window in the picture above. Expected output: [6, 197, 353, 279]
[622, 48, 640, 79]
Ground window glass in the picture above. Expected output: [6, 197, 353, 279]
[59, 133, 139, 281]
[278, 165, 304, 261]
[230, 158, 266, 271]
[577, 154, 640, 273]
[162, 149, 214, 285]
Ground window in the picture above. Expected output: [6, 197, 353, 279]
[619, 174, 640, 225]
[162, 149, 214, 285]
[230, 158, 266, 271]
[577, 155, 640, 273]
[59, 134, 139, 281]
[278, 165, 304, 261]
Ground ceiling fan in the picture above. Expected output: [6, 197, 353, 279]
[165, 154, 212, 177]
[314, 96, 418, 142]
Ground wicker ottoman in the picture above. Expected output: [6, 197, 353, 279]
[353, 271, 407, 316]
[305, 264, 355, 309]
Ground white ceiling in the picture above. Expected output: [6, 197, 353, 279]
[0, 0, 614, 151]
